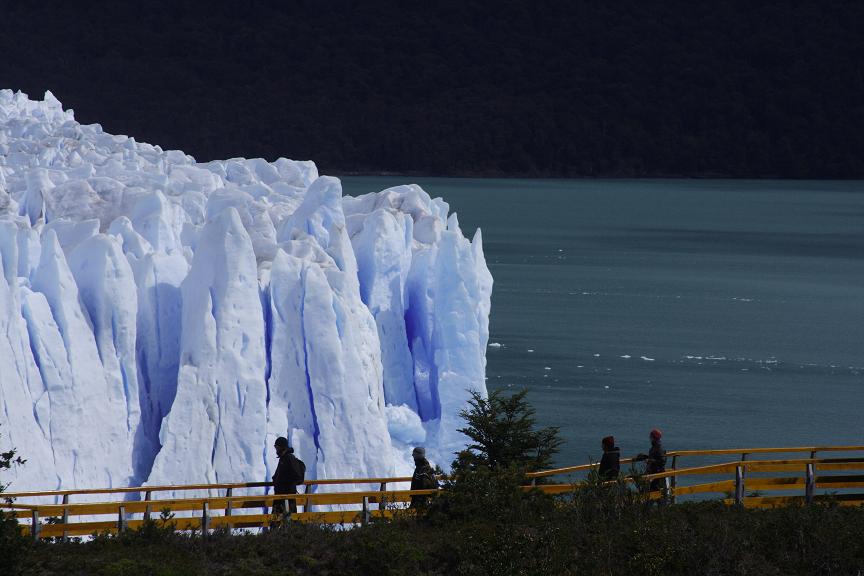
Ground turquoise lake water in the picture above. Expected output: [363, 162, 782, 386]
[340, 177, 864, 467]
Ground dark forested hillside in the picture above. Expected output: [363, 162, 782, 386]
[2, 0, 862, 178]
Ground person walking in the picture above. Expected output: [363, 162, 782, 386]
[272, 437, 305, 517]
[598, 435, 621, 480]
[410, 447, 438, 509]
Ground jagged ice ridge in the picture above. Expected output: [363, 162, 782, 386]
[0, 90, 492, 495]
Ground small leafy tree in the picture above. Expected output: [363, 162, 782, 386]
[1, 447, 25, 500]
[1, 427, 27, 574]
[428, 389, 562, 524]
[455, 389, 563, 473]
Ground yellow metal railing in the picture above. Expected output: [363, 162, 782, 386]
[4, 445, 864, 539]
[525, 444, 864, 479]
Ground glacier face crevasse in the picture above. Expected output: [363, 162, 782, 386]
[0, 90, 492, 493]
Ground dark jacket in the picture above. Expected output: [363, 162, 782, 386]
[410, 458, 438, 508]
[598, 446, 621, 480]
[272, 452, 301, 514]
[645, 440, 666, 475]
[272, 453, 301, 494]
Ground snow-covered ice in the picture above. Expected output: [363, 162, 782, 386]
[0, 90, 492, 494]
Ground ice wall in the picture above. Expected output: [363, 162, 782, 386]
[0, 90, 492, 493]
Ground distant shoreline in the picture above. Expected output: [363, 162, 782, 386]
[332, 170, 863, 181]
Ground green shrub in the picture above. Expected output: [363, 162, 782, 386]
[456, 389, 563, 474]
[10, 396, 864, 575]
[0, 428, 28, 576]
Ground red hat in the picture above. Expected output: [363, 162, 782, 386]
[602, 436, 615, 449]
[650, 428, 662, 440]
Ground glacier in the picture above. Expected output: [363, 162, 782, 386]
[0, 90, 492, 495]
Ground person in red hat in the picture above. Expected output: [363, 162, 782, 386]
[636, 428, 667, 492]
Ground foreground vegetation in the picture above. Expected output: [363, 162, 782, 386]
[5, 474, 864, 576]
[3, 392, 863, 575]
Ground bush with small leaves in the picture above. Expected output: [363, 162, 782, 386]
[0, 427, 28, 576]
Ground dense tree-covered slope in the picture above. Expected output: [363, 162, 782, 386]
[3, 1, 862, 177]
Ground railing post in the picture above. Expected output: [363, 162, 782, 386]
[31, 509, 40, 541]
[143, 490, 152, 522]
[201, 501, 210, 533]
[361, 496, 370, 525]
[379, 482, 387, 510]
[303, 484, 312, 513]
[670, 456, 678, 504]
[805, 463, 815, 504]
[734, 465, 744, 506]
[118, 505, 127, 533]
[225, 488, 233, 517]
[281, 498, 290, 523]
[61, 494, 69, 542]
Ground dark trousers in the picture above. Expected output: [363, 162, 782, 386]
[272, 486, 298, 515]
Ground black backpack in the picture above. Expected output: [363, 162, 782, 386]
[287, 454, 306, 485]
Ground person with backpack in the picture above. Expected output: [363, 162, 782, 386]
[409, 446, 438, 509]
[272, 436, 306, 516]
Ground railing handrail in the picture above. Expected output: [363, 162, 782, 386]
[3, 476, 416, 500]
[526, 445, 864, 478]
[666, 445, 864, 457]
[5, 456, 861, 513]
[526, 457, 639, 478]
[1, 489, 443, 516]
[6, 444, 864, 501]
[7, 447, 864, 539]
[8, 453, 864, 519]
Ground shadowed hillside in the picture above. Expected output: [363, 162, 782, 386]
[2, 0, 862, 177]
